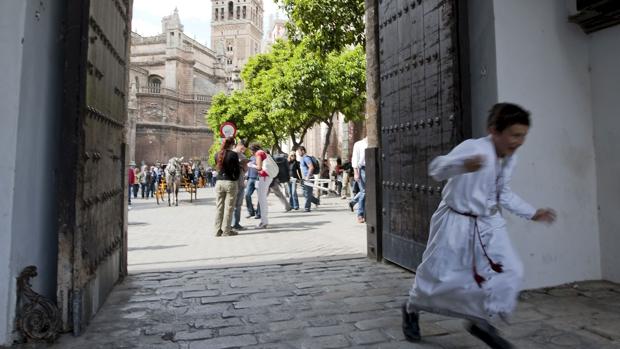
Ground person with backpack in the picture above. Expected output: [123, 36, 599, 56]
[296, 146, 320, 212]
[255, 151, 291, 216]
[287, 152, 302, 210]
[270, 153, 292, 212]
[247, 143, 273, 229]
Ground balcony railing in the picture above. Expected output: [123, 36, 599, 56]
[138, 87, 211, 102]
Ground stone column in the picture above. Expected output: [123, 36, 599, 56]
[364, 0, 382, 261]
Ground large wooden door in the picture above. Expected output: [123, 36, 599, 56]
[57, 0, 132, 335]
[379, 0, 469, 270]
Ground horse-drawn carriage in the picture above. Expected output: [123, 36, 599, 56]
[154, 157, 203, 206]
[181, 163, 198, 202]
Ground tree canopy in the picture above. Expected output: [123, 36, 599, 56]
[275, 0, 365, 53]
[205, 39, 366, 164]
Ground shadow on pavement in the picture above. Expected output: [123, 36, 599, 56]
[238, 221, 332, 235]
[128, 221, 149, 226]
[129, 197, 214, 211]
[128, 244, 188, 252]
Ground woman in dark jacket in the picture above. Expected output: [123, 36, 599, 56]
[288, 152, 302, 210]
[214, 137, 240, 236]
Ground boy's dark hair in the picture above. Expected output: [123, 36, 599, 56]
[238, 138, 249, 148]
[298, 146, 306, 153]
[249, 143, 261, 152]
[487, 103, 531, 132]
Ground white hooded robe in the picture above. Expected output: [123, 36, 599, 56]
[407, 135, 536, 323]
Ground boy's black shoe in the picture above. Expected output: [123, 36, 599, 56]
[466, 322, 514, 349]
[401, 304, 421, 342]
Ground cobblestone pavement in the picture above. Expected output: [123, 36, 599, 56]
[127, 187, 366, 273]
[12, 188, 620, 348]
[18, 258, 620, 349]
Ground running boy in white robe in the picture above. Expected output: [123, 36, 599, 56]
[402, 103, 556, 348]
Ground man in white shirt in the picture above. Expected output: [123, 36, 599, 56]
[349, 137, 368, 223]
[402, 103, 556, 348]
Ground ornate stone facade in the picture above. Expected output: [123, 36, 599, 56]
[211, 0, 264, 76]
[127, 9, 228, 165]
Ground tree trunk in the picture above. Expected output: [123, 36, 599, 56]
[320, 113, 336, 163]
[271, 129, 283, 154]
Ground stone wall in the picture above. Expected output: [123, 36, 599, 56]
[135, 126, 213, 164]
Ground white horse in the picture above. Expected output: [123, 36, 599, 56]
[165, 156, 183, 206]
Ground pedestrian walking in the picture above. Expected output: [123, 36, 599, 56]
[248, 144, 272, 229]
[333, 158, 343, 197]
[349, 137, 368, 223]
[341, 160, 353, 199]
[138, 165, 148, 198]
[288, 152, 301, 210]
[213, 137, 241, 237]
[148, 166, 157, 198]
[402, 103, 557, 348]
[269, 178, 291, 212]
[127, 161, 136, 207]
[245, 152, 259, 219]
[297, 146, 320, 212]
[132, 166, 140, 199]
[205, 169, 213, 188]
[232, 139, 249, 230]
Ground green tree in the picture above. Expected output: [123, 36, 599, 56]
[205, 90, 281, 165]
[242, 40, 323, 150]
[315, 45, 367, 161]
[275, 0, 365, 53]
[205, 39, 366, 163]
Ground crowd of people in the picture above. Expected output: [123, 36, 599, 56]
[126, 159, 204, 207]
[126, 137, 369, 232]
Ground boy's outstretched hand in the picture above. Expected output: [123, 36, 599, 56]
[532, 208, 557, 224]
[464, 155, 485, 173]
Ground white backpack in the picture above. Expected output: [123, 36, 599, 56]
[263, 155, 279, 180]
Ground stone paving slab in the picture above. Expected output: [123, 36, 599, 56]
[12, 258, 620, 349]
[126, 188, 366, 273]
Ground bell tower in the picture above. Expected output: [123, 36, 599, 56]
[211, 0, 264, 81]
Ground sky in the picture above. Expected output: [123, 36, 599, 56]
[131, 0, 284, 48]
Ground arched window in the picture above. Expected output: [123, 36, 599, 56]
[134, 76, 140, 91]
[242, 6, 246, 19]
[148, 76, 161, 93]
[228, 1, 233, 19]
[236, 6, 240, 19]
[214, 8, 218, 21]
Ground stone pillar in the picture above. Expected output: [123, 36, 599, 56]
[364, 0, 382, 261]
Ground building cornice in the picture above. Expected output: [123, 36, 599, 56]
[136, 122, 213, 134]
[131, 51, 166, 57]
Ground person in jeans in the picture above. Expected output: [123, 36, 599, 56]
[296, 146, 320, 212]
[245, 152, 259, 219]
[214, 137, 241, 237]
[288, 152, 301, 210]
[232, 139, 249, 230]
[247, 144, 272, 229]
[349, 137, 367, 223]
